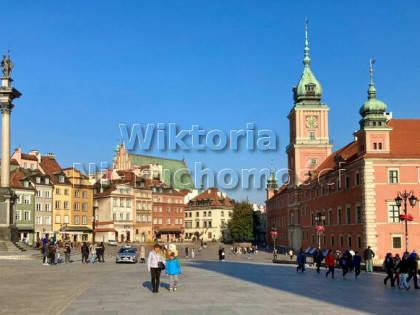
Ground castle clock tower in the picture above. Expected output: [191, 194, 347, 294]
[286, 23, 332, 186]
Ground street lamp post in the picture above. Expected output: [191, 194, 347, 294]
[395, 190, 417, 253]
[314, 212, 326, 250]
[270, 226, 278, 252]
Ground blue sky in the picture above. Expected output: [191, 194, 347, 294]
[3, 0, 420, 204]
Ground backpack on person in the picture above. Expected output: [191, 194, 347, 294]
[382, 259, 386, 271]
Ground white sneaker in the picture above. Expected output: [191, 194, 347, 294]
[173, 287, 177, 292]
[169, 288, 173, 292]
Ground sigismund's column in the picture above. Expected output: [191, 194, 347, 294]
[0, 53, 21, 242]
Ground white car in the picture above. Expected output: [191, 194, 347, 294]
[108, 240, 118, 246]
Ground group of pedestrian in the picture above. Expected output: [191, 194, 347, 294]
[382, 250, 419, 290]
[294, 245, 419, 291]
[80, 242, 106, 264]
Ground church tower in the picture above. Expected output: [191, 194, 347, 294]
[286, 22, 332, 186]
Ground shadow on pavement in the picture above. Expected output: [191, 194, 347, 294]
[186, 260, 416, 314]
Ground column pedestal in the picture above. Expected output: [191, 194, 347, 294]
[0, 187, 18, 242]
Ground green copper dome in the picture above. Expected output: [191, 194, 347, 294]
[114, 144, 120, 153]
[293, 25, 322, 103]
[359, 69, 387, 128]
[267, 167, 278, 190]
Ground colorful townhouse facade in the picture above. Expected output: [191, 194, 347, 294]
[10, 168, 35, 243]
[265, 25, 420, 263]
[150, 180, 185, 243]
[21, 169, 54, 241]
[185, 188, 234, 241]
[62, 168, 95, 241]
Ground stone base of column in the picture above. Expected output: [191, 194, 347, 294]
[0, 226, 19, 242]
[0, 187, 18, 242]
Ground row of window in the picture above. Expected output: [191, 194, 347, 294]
[55, 201, 89, 211]
[112, 213, 132, 221]
[152, 218, 183, 225]
[55, 188, 89, 198]
[35, 203, 51, 211]
[185, 210, 231, 218]
[35, 216, 51, 225]
[136, 201, 152, 210]
[307, 232, 403, 250]
[15, 210, 31, 221]
[55, 215, 87, 225]
[153, 197, 183, 204]
[16, 195, 31, 204]
[305, 232, 363, 249]
[113, 198, 133, 208]
[136, 214, 152, 223]
[153, 207, 183, 213]
[36, 190, 52, 198]
[185, 221, 213, 228]
[309, 205, 362, 226]
[185, 220, 226, 228]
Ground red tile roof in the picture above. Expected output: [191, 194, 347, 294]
[21, 153, 38, 161]
[189, 187, 233, 207]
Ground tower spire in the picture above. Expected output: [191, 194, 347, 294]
[304, 19, 311, 68]
[368, 59, 376, 100]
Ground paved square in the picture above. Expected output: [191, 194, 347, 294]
[0, 253, 418, 314]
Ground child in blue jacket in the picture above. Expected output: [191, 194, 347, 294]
[166, 252, 182, 292]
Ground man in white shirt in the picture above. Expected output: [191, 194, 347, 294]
[147, 244, 165, 293]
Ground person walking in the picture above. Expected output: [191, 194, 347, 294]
[140, 245, 146, 263]
[353, 251, 362, 279]
[325, 250, 335, 279]
[339, 253, 349, 279]
[81, 242, 89, 264]
[54, 242, 60, 264]
[42, 242, 50, 265]
[191, 248, 195, 259]
[166, 252, 181, 292]
[383, 253, 395, 287]
[198, 246, 202, 256]
[147, 244, 165, 293]
[314, 249, 323, 274]
[97, 242, 105, 263]
[296, 249, 306, 272]
[90, 243, 97, 263]
[185, 246, 189, 259]
[289, 249, 294, 261]
[395, 252, 411, 290]
[218, 246, 225, 261]
[346, 250, 354, 273]
[363, 246, 375, 273]
[393, 254, 401, 285]
[407, 250, 420, 289]
[49, 243, 56, 265]
[64, 242, 71, 264]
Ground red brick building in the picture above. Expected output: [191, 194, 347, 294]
[266, 26, 420, 263]
[150, 180, 185, 242]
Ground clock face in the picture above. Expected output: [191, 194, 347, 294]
[306, 116, 318, 128]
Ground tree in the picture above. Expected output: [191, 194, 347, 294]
[228, 202, 254, 241]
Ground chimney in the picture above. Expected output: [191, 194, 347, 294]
[29, 150, 41, 163]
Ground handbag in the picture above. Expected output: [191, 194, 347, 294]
[155, 253, 165, 270]
[158, 261, 165, 271]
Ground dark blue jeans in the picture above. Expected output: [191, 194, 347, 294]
[326, 266, 335, 278]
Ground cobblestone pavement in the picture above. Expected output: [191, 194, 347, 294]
[0, 245, 418, 314]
